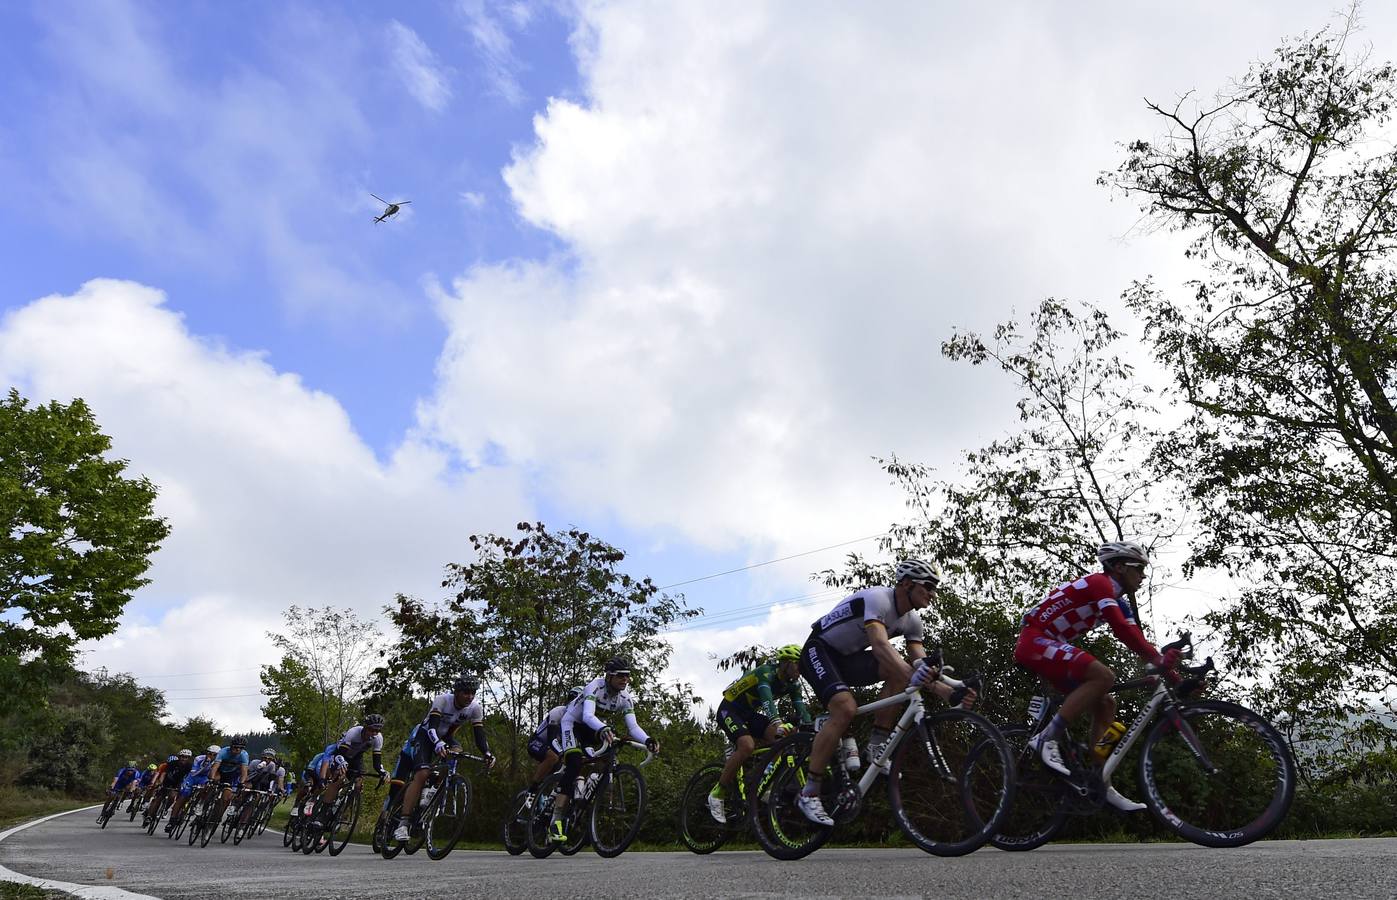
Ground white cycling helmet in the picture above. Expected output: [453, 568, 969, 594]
[894, 558, 945, 587]
[178, 749, 192, 758]
[1097, 541, 1149, 567]
[206, 744, 220, 755]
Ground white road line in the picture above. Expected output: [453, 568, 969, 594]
[0, 806, 163, 900]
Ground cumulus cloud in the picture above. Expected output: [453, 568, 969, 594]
[0, 280, 530, 729]
[387, 20, 453, 112]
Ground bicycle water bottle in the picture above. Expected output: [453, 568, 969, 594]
[1026, 694, 1048, 726]
[1094, 720, 1127, 762]
[840, 736, 861, 772]
[583, 772, 600, 799]
[420, 785, 437, 807]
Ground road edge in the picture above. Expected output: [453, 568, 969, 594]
[0, 805, 163, 900]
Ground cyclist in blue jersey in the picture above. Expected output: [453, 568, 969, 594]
[207, 736, 251, 825]
[166, 745, 219, 831]
[109, 761, 141, 800]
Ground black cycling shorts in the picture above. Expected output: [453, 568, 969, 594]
[526, 722, 562, 762]
[716, 699, 775, 744]
[799, 634, 881, 705]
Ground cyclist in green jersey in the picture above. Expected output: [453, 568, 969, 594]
[708, 644, 811, 822]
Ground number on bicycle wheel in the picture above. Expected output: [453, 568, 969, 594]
[978, 725, 1068, 851]
[590, 763, 646, 858]
[678, 763, 732, 854]
[887, 708, 1016, 857]
[425, 775, 472, 860]
[524, 774, 562, 859]
[747, 734, 831, 861]
[1139, 699, 1295, 848]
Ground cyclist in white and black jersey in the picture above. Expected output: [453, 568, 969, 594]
[318, 715, 387, 811]
[796, 559, 974, 825]
[391, 676, 495, 842]
[550, 658, 660, 843]
[522, 687, 583, 807]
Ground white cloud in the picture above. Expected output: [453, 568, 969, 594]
[387, 20, 453, 112]
[457, 0, 527, 105]
[0, 280, 530, 730]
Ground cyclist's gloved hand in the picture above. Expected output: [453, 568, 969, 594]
[909, 658, 936, 689]
[774, 722, 793, 738]
[483, 753, 496, 770]
[434, 739, 448, 757]
[644, 737, 660, 753]
[1160, 647, 1182, 670]
[599, 727, 617, 747]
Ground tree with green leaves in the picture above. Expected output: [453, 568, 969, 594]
[0, 389, 169, 713]
[369, 522, 698, 774]
[1107, 19, 1397, 751]
[260, 605, 380, 757]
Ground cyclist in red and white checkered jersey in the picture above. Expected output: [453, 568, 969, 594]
[1014, 541, 1180, 812]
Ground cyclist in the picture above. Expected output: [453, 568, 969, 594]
[166, 745, 219, 831]
[1015, 541, 1183, 812]
[207, 736, 251, 825]
[549, 657, 660, 844]
[796, 558, 972, 825]
[292, 747, 346, 819]
[521, 687, 583, 809]
[708, 644, 811, 822]
[390, 676, 496, 842]
[321, 715, 387, 807]
[149, 750, 192, 825]
[133, 763, 160, 811]
[239, 749, 286, 827]
[108, 760, 141, 806]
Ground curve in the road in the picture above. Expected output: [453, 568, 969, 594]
[0, 806, 163, 900]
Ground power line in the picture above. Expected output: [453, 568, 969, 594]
[662, 585, 846, 634]
[657, 533, 885, 590]
[163, 692, 266, 701]
[131, 666, 263, 679]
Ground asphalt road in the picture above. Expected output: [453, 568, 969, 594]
[5, 808, 1397, 900]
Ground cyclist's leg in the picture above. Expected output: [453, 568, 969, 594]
[798, 636, 859, 781]
[716, 701, 756, 791]
[1089, 690, 1117, 751]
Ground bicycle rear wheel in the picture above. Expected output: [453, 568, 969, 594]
[980, 725, 1068, 851]
[525, 774, 562, 859]
[887, 708, 1015, 856]
[502, 790, 530, 856]
[747, 733, 831, 861]
[591, 764, 646, 858]
[425, 774, 472, 860]
[678, 762, 732, 854]
[1139, 699, 1295, 848]
[328, 790, 362, 856]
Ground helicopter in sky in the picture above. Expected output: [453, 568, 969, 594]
[371, 193, 411, 224]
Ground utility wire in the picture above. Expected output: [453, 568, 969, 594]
[656, 533, 885, 590]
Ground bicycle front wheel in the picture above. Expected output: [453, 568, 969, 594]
[1139, 699, 1295, 848]
[502, 790, 529, 856]
[591, 764, 646, 858]
[887, 708, 1016, 857]
[425, 774, 472, 860]
[747, 733, 831, 861]
[678, 763, 732, 854]
[524, 775, 562, 859]
[328, 790, 362, 856]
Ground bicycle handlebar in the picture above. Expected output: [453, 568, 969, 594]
[584, 739, 655, 768]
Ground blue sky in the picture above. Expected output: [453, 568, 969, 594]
[5, 1, 1388, 730]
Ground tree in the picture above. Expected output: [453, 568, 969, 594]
[1107, 19, 1397, 749]
[0, 390, 169, 712]
[820, 299, 1185, 720]
[369, 522, 698, 774]
[260, 605, 380, 755]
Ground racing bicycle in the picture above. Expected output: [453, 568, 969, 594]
[525, 739, 655, 859]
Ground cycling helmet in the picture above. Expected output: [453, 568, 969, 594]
[167, 755, 178, 764]
[147, 763, 158, 771]
[206, 745, 220, 754]
[1097, 541, 1149, 567]
[230, 735, 247, 749]
[127, 760, 137, 767]
[361, 713, 385, 728]
[567, 686, 584, 703]
[452, 676, 479, 694]
[261, 748, 278, 758]
[894, 558, 945, 587]
[775, 644, 802, 662]
[178, 749, 193, 758]
[329, 754, 349, 773]
[604, 656, 631, 675]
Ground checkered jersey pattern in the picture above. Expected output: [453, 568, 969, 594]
[1022, 572, 1130, 641]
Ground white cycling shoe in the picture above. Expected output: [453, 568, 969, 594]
[707, 792, 726, 824]
[796, 792, 834, 826]
[1030, 736, 1072, 777]
[1104, 786, 1146, 812]
[391, 823, 410, 841]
